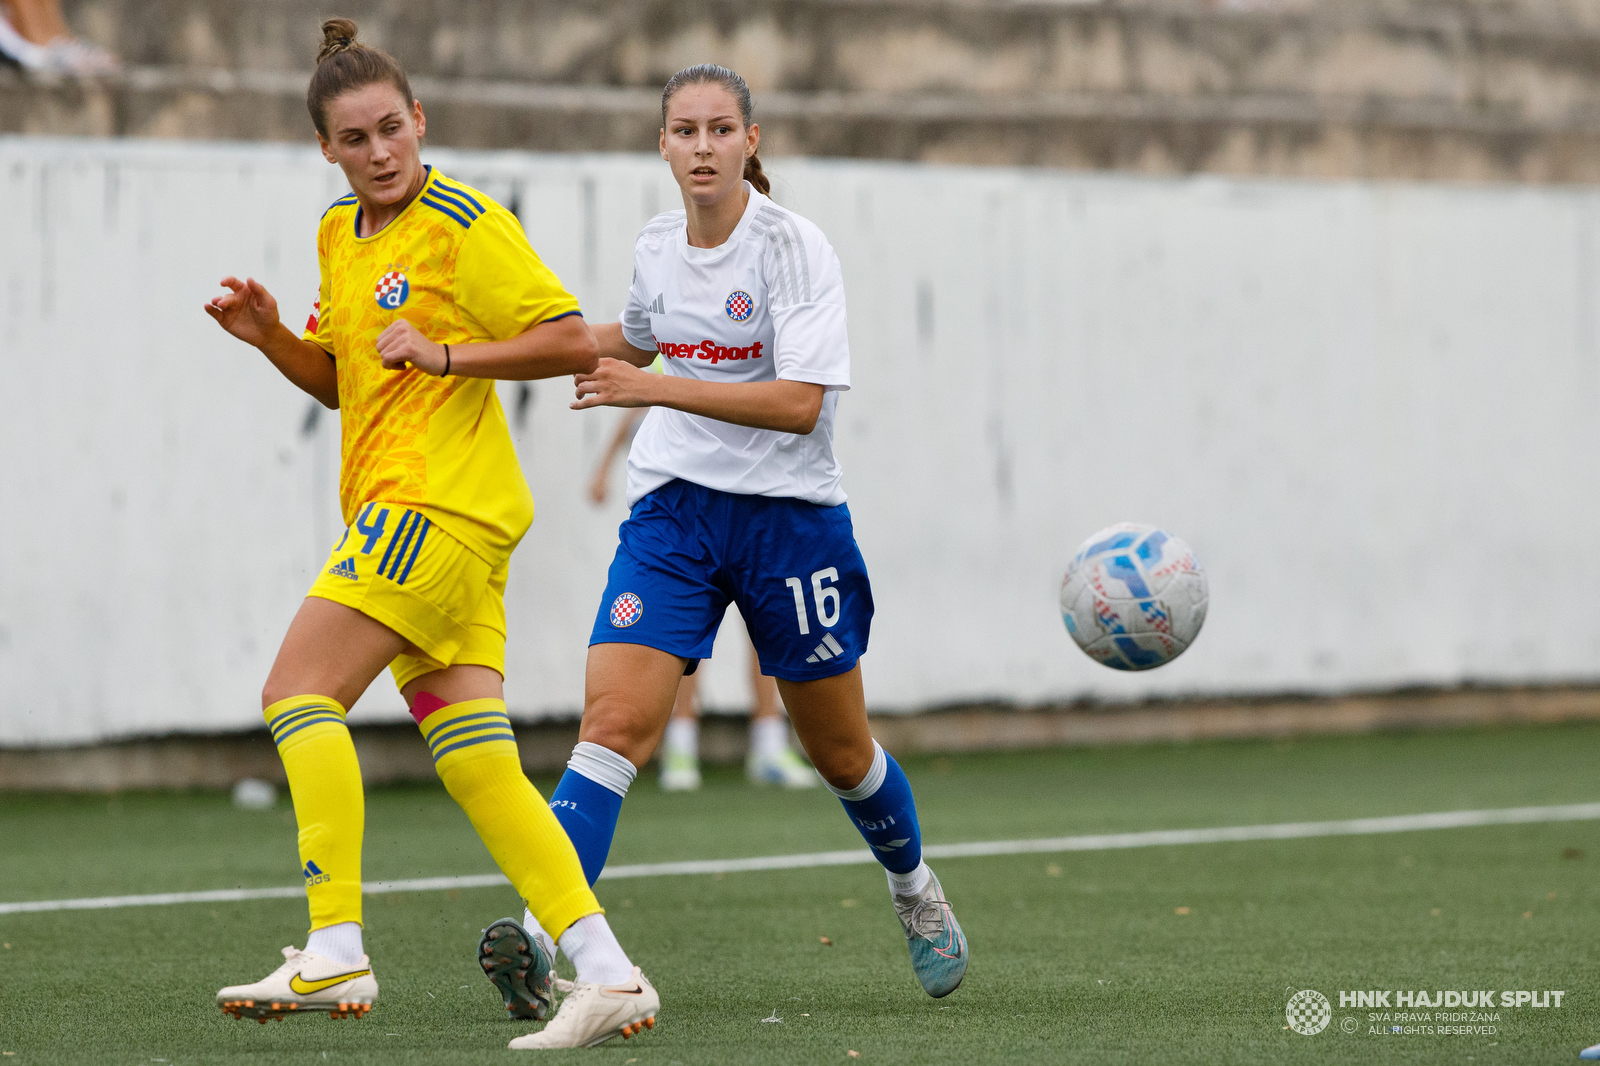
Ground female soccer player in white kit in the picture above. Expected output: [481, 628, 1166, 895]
[479, 65, 967, 1009]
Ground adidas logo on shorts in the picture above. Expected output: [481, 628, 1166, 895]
[327, 557, 358, 580]
[805, 632, 845, 664]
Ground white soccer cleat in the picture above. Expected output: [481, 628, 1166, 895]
[216, 945, 378, 1023]
[746, 747, 820, 788]
[659, 749, 701, 791]
[507, 966, 658, 1049]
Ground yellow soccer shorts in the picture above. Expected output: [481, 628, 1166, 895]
[306, 501, 509, 689]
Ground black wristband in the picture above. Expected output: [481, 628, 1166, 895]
[441, 343, 451, 378]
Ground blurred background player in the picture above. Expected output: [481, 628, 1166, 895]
[488, 63, 967, 1005]
[202, 19, 656, 1049]
[589, 405, 818, 790]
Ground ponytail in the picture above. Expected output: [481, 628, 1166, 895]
[743, 152, 771, 196]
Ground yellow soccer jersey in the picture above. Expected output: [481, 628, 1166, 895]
[304, 167, 580, 565]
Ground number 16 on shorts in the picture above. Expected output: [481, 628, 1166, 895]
[785, 568, 841, 635]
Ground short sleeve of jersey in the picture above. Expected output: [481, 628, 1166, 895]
[302, 218, 337, 354]
[620, 259, 655, 351]
[454, 210, 581, 339]
[762, 219, 851, 392]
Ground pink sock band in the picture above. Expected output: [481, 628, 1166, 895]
[410, 691, 449, 725]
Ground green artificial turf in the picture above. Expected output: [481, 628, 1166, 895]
[4, 723, 1600, 1064]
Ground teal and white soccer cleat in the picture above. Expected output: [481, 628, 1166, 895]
[479, 918, 556, 1021]
[1580, 1042, 1600, 1059]
[508, 967, 659, 1049]
[659, 749, 701, 791]
[216, 945, 378, 1022]
[746, 747, 820, 788]
[892, 867, 967, 998]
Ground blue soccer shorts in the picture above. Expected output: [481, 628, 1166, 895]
[589, 479, 874, 682]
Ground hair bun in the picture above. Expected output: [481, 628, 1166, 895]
[317, 17, 360, 63]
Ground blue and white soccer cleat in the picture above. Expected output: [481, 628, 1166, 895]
[892, 867, 967, 997]
[1580, 1042, 1600, 1059]
[479, 918, 556, 1021]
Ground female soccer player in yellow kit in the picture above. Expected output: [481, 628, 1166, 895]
[203, 19, 658, 1050]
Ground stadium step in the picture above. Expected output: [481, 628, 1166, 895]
[8, 0, 1600, 180]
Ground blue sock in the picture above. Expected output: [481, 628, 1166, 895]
[548, 741, 636, 886]
[829, 741, 922, 875]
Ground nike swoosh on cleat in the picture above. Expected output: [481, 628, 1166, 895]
[608, 985, 645, 995]
[288, 969, 371, 995]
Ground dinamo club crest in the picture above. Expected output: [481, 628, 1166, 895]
[375, 270, 410, 310]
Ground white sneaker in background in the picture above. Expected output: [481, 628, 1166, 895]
[746, 746, 820, 788]
[507, 966, 658, 1049]
[44, 36, 119, 75]
[216, 945, 378, 1022]
[0, 16, 48, 71]
[659, 748, 701, 791]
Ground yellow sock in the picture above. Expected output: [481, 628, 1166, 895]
[265, 695, 364, 933]
[420, 698, 600, 939]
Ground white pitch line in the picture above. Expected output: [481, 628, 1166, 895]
[5, 801, 1599, 917]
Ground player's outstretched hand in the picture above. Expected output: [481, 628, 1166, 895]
[204, 276, 281, 348]
[572, 358, 657, 410]
[377, 319, 447, 376]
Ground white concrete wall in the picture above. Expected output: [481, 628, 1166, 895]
[3, 136, 1596, 746]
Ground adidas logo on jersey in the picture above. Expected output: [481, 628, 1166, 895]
[805, 632, 846, 664]
[648, 293, 665, 314]
[327, 557, 358, 580]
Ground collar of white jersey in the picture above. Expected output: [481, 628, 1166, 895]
[677, 181, 768, 265]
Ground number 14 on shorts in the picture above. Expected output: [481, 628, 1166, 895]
[784, 568, 840, 635]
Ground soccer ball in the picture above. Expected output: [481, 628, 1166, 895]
[1059, 523, 1207, 671]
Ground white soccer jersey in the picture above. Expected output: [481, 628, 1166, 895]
[619, 183, 851, 507]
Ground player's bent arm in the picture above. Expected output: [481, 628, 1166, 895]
[573, 358, 825, 435]
[377, 315, 598, 380]
[591, 322, 660, 368]
[260, 327, 340, 409]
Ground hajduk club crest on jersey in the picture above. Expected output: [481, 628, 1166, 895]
[375, 269, 410, 310]
[725, 290, 753, 321]
[609, 592, 643, 628]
